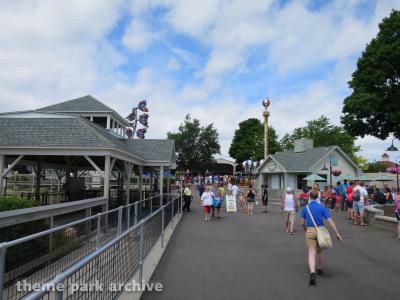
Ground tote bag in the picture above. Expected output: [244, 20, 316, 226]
[306, 205, 332, 249]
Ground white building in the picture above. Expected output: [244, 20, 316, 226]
[256, 139, 362, 197]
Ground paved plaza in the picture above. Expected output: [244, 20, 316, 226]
[143, 189, 399, 300]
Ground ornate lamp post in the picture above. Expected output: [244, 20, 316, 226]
[386, 138, 400, 190]
[262, 97, 271, 160]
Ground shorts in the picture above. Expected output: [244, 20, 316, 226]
[284, 211, 295, 223]
[347, 200, 353, 209]
[262, 197, 268, 206]
[247, 198, 255, 203]
[306, 227, 318, 248]
[395, 211, 400, 221]
[353, 201, 365, 214]
[203, 205, 212, 213]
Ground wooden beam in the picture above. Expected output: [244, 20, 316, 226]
[2, 155, 24, 178]
[84, 155, 105, 177]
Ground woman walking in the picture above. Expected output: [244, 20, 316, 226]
[212, 183, 225, 219]
[262, 184, 269, 213]
[281, 187, 298, 235]
[245, 185, 256, 215]
[200, 185, 214, 221]
[301, 190, 343, 285]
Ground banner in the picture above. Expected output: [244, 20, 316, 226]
[225, 195, 237, 212]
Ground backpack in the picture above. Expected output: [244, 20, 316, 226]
[353, 189, 361, 201]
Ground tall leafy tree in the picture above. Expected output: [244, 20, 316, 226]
[167, 114, 220, 173]
[229, 118, 281, 163]
[341, 10, 400, 139]
[280, 116, 360, 161]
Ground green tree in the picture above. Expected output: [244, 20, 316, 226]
[354, 156, 369, 172]
[341, 10, 400, 139]
[365, 161, 388, 173]
[228, 118, 281, 163]
[279, 116, 360, 161]
[167, 114, 220, 173]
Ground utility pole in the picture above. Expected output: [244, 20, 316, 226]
[262, 97, 271, 160]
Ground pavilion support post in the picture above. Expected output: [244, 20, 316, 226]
[166, 167, 171, 201]
[104, 155, 111, 211]
[160, 166, 164, 205]
[138, 165, 143, 201]
[35, 159, 42, 202]
[124, 162, 133, 206]
[150, 169, 153, 196]
[0, 155, 5, 195]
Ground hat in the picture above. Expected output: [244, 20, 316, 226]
[286, 187, 293, 192]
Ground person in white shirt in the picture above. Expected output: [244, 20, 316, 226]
[352, 181, 369, 226]
[281, 187, 298, 235]
[201, 185, 214, 221]
[183, 184, 192, 212]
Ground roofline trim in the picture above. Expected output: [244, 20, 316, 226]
[309, 146, 361, 173]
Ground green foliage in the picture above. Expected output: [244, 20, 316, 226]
[355, 156, 369, 171]
[0, 195, 41, 212]
[229, 118, 281, 163]
[279, 116, 360, 161]
[342, 10, 400, 139]
[167, 114, 221, 173]
[365, 161, 388, 173]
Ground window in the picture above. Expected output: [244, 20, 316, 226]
[297, 174, 307, 190]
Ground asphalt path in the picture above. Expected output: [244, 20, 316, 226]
[143, 189, 399, 300]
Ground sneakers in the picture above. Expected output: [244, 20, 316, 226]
[309, 273, 316, 286]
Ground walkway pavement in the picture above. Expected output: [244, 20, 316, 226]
[143, 189, 399, 300]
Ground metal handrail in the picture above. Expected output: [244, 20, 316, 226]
[0, 194, 169, 248]
[23, 195, 181, 300]
[0, 192, 180, 300]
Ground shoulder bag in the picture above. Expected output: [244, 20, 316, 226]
[306, 205, 332, 249]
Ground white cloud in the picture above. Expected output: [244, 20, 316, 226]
[122, 18, 157, 51]
[166, 57, 181, 71]
[1, 0, 399, 164]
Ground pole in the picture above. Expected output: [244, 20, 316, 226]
[0, 243, 7, 300]
[329, 163, 332, 188]
[0, 155, 4, 196]
[139, 221, 144, 284]
[264, 112, 269, 160]
[397, 160, 399, 191]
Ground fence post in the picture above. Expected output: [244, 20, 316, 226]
[171, 198, 174, 229]
[161, 205, 165, 248]
[134, 202, 138, 225]
[96, 213, 101, 248]
[55, 289, 63, 300]
[150, 197, 153, 214]
[127, 205, 131, 229]
[117, 206, 123, 235]
[0, 243, 7, 300]
[139, 221, 144, 284]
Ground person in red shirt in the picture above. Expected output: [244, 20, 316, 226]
[346, 181, 355, 220]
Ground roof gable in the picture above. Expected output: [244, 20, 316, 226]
[269, 146, 336, 172]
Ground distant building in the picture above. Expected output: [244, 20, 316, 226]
[256, 138, 362, 197]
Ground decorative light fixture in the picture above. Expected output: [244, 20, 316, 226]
[126, 100, 149, 139]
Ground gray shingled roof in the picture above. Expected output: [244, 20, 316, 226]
[0, 116, 175, 164]
[124, 139, 175, 162]
[0, 117, 130, 150]
[37, 95, 116, 113]
[270, 146, 336, 172]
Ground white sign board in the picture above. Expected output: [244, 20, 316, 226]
[225, 195, 237, 212]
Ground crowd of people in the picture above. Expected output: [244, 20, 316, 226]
[180, 176, 400, 286]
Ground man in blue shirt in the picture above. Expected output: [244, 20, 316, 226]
[301, 190, 343, 286]
[340, 179, 349, 211]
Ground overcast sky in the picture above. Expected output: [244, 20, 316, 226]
[0, 0, 399, 162]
